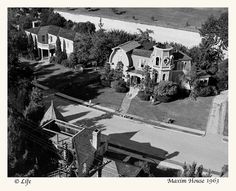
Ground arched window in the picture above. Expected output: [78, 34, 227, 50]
[156, 57, 160, 66]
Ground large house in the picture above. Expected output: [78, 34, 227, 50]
[108, 41, 192, 88]
[25, 25, 79, 59]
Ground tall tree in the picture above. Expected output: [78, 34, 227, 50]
[199, 12, 228, 50]
[34, 36, 39, 58]
[24, 87, 45, 124]
[63, 39, 66, 54]
[56, 36, 62, 57]
[27, 33, 34, 59]
[74, 34, 93, 66]
[136, 28, 154, 43]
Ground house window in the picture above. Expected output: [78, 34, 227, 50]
[162, 74, 166, 81]
[50, 36, 52, 42]
[42, 35, 45, 42]
[156, 57, 160, 66]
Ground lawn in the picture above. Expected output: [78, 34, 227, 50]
[58, 8, 227, 32]
[63, 82, 126, 110]
[22, 59, 126, 110]
[128, 96, 214, 131]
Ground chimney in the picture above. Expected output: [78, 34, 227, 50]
[92, 129, 101, 150]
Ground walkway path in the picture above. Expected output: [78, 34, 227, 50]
[119, 87, 139, 115]
[206, 90, 228, 137]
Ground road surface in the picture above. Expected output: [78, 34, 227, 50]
[43, 93, 227, 174]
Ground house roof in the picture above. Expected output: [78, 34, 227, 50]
[173, 51, 192, 61]
[132, 49, 152, 58]
[25, 25, 78, 41]
[117, 41, 141, 52]
[129, 69, 144, 76]
[25, 26, 40, 34]
[40, 100, 67, 126]
[58, 27, 77, 41]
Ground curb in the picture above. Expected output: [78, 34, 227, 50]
[34, 82, 205, 137]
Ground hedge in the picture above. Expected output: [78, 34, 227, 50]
[137, 91, 150, 101]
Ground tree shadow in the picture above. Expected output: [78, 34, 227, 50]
[34, 68, 61, 76]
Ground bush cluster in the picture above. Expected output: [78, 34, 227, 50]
[137, 91, 150, 101]
[111, 79, 129, 93]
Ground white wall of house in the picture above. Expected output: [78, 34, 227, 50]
[131, 54, 150, 70]
[59, 37, 74, 56]
[48, 34, 57, 45]
[109, 49, 130, 75]
[25, 31, 38, 45]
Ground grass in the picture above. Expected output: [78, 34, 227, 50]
[24, 59, 126, 110]
[128, 96, 214, 131]
[58, 8, 227, 32]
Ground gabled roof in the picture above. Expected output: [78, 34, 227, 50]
[116, 41, 141, 52]
[47, 25, 61, 36]
[40, 100, 66, 126]
[25, 25, 78, 41]
[173, 51, 192, 61]
[58, 28, 77, 41]
[25, 26, 40, 34]
[132, 49, 152, 58]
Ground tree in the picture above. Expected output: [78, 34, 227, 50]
[167, 42, 189, 54]
[34, 36, 39, 58]
[142, 65, 153, 93]
[62, 39, 67, 59]
[56, 36, 62, 56]
[74, 34, 93, 66]
[98, 17, 104, 31]
[8, 107, 59, 177]
[68, 52, 77, 68]
[40, 9, 66, 27]
[100, 62, 114, 87]
[199, 12, 228, 50]
[27, 33, 35, 59]
[8, 30, 28, 56]
[215, 59, 228, 91]
[24, 87, 45, 124]
[74, 21, 96, 34]
[89, 30, 111, 65]
[181, 162, 211, 177]
[153, 81, 179, 102]
[113, 61, 124, 81]
[136, 28, 154, 43]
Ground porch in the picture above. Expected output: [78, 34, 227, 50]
[38, 42, 56, 60]
[128, 70, 144, 88]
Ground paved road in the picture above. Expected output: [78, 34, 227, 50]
[44, 93, 228, 174]
[55, 11, 201, 48]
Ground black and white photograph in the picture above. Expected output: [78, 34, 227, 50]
[3, 2, 233, 189]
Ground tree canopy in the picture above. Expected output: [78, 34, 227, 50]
[199, 12, 228, 50]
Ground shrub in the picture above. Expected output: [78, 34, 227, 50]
[137, 91, 150, 101]
[111, 79, 129, 93]
[154, 81, 179, 97]
[49, 56, 55, 63]
[55, 52, 67, 64]
[61, 59, 70, 67]
[195, 86, 218, 97]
